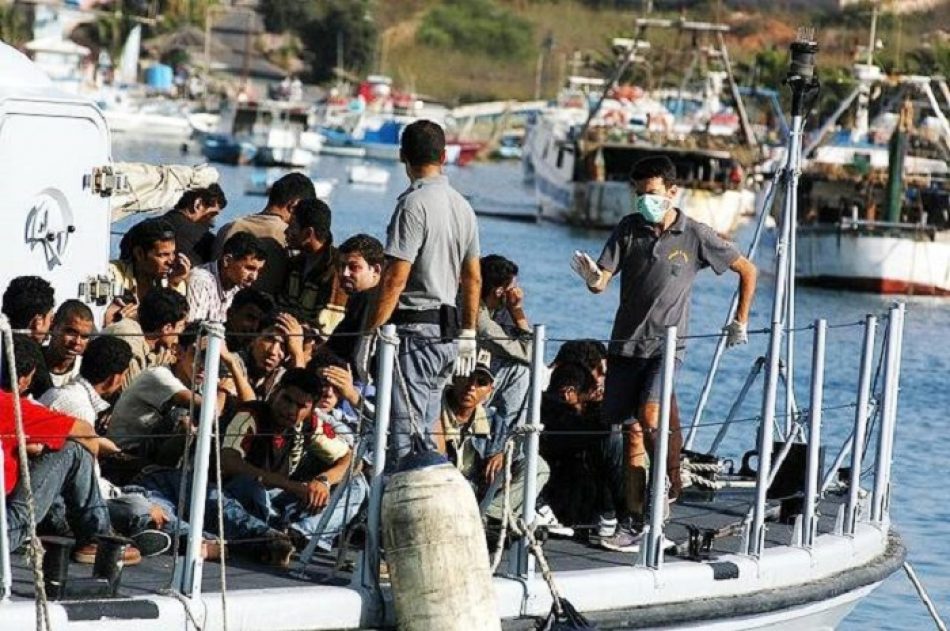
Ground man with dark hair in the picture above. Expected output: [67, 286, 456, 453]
[217, 368, 363, 564]
[571, 154, 758, 551]
[476, 254, 533, 440]
[108, 218, 190, 323]
[28, 300, 96, 399]
[2, 275, 55, 343]
[326, 234, 383, 366]
[278, 198, 347, 336]
[358, 119, 482, 464]
[104, 287, 189, 389]
[233, 311, 307, 400]
[2, 335, 141, 564]
[163, 183, 228, 265]
[226, 288, 275, 353]
[188, 232, 268, 323]
[213, 172, 316, 295]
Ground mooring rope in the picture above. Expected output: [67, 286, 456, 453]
[903, 561, 947, 631]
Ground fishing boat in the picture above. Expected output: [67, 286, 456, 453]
[527, 19, 761, 234]
[245, 169, 337, 200]
[203, 100, 314, 168]
[0, 39, 917, 631]
[796, 66, 950, 295]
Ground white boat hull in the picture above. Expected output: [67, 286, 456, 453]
[798, 225, 950, 295]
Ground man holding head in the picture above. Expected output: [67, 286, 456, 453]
[357, 120, 482, 464]
[571, 155, 758, 551]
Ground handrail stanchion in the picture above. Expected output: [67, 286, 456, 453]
[871, 305, 902, 523]
[362, 325, 397, 590]
[0, 334, 10, 601]
[516, 324, 545, 579]
[645, 326, 676, 569]
[180, 322, 225, 598]
[801, 319, 826, 548]
[844, 315, 877, 535]
[882, 303, 904, 519]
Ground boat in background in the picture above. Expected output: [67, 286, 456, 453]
[203, 100, 314, 167]
[347, 164, 390, 186]
[796, 15, 950, 296]
[245, 169, 336, 200]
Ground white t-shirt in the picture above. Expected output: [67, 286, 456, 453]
[107, 366, 188, 451]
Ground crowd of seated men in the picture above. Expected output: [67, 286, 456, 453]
[1, 173, 644, 572]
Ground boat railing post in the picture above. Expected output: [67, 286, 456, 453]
[708, 357, 765, 454]
[871, 305, 903, 523]
[801, 319, 826, 548]
[0, 327, 10, 601]
[180, 322, 225, 598]
[845, 315, 877, 535]
[362, 324, 397, 590]
[516, 324, 546, 579]
[645, 326, 676, 570]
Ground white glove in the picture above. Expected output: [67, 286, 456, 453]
[724, 320, 748, 348]
[354, 331, 378, 383]
[453, 329, 477, 377]
[570, 250, 601, 288]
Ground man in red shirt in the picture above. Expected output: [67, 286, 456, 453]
[2, 335, 140, 564]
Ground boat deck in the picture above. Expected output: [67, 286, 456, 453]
[8, 487, 848, 602]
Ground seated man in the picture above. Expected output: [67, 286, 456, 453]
[435, 352, 549, 528]
[40, 335, 171, 556]
[1, 275, 55, 344]
[162, 183, 227, 266]
[225, 288, 275, 354]
[107, 322, 250, 463]
[187, 232, 267, 323]
[277, 198, 347, 336]
[233, 311, 307, 400]
[2, 335, 140, 564]
[29, 300, 95, 399]
[103, 287, 189, 390]
[325, 234, 383, 367]
[476, 255, 533, 437]
[218, 369, 365, 562]
[539, 362, 623, 542]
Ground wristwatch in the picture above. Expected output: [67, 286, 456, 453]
[314, 475, 331, 491]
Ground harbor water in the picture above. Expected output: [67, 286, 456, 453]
[114, 139, 949, 630]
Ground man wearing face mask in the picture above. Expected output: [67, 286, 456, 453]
[570, 155, 757, 552]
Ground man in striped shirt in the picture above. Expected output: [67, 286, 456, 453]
[187, 232, 267, 323]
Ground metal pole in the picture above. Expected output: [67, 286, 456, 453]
[362, 325, 397, 589]
[801, 319, 826, 548]
[845, 315, 877, 535]
[871, 306, 901, 523]
[685, 164, 782, 450]
[784, 126, 802, 437]
[0, 331, 10, 601]
[750, 112, 802, 558]
[881, 303, 905, 518]
[645, 326, 676, 569]
[708, 357, 764, 454]
[180, 322, 225, 597]
[516, 324, 546, 579]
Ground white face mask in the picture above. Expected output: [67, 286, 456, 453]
[636, 193, 672, 223]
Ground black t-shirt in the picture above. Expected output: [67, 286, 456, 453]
[163, 210, 215, 266]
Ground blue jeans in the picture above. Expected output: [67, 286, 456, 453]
[108, 482, 188, 537]
[220, 474, 367, 551]
[389, 322, 457, 463]
[6, 441, 110, 551]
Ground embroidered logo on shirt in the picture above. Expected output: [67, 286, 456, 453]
[668, 249, 689, 264]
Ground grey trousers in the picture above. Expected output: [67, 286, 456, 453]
[389, 322, 457, 463]
[6, 441, 110, 551]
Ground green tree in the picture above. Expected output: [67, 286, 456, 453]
[259, 0, 318, 34]
[0, 3, 30, 48]
[417, 0, 535, 61]
[297, 0, 377, 82]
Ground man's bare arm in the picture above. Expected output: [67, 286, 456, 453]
[731, 256, 758, 323]
[459, 256, 482, 330]
[365, 258, 411, 331]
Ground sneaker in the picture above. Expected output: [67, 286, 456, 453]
[72, 542, 142, 566]
[131, 529, 171, 557]
[535, 505, 574, 538]
[600, 525, 644, 553]
[594, 516, 618, 543]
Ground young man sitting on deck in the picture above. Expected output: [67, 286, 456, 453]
[2, 335, 142, 565]
[162, 183, 227, 266]
[232, 311, 308, 401]
[225, 288, 276, 354]
[325, 234, 384, 367]
[435, 351, 556, 536]
[30, 301, 96, 400]
[571, 155, 758, 552]
[217, 368, 364, 564]
[187, 231, 268, 323]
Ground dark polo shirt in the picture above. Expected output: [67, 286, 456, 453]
[597, 209, 740, 360]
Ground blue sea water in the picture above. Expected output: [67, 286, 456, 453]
[114, 139, 948, 629]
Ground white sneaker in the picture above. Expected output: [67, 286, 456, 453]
[597, 516, 618, 539]
[534, 505, 574, 538]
